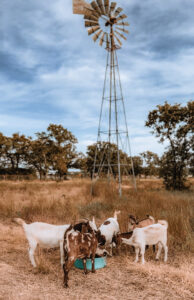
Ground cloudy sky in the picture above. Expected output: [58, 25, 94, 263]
[0, 0, 194, 156]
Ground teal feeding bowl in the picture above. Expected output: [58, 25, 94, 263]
[74, 257, 107, 270]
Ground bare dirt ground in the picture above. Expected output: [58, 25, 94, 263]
[1, 220, 194, 300]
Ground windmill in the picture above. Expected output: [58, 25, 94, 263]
[73, 0, 136, 195]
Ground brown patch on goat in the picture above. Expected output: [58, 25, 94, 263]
[112, 231, 133, 254]
[129, 215, 137, 224]
[73, 220, 94, 234]
[103, 221, 110, 226]
[96, 230, 106, 246]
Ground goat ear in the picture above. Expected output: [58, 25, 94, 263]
[129, 215, 136, 222]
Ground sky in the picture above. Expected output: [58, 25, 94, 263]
[0, 0, 194, 156]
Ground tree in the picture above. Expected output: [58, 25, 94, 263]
[85, 142, 141, 178]
[26, 132, 51, 180]
[145, 101, 194, 190]
[47, 124, 78, 179]
[131, 156, 143, 176]
[0, 133, 29, 172]
[140, 151, 160, 177]
[0, 133, 7, 168]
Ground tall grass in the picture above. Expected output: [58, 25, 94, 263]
[0, 179, 193, 251]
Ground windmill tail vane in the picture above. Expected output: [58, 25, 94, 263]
[72, 0, 136, 196]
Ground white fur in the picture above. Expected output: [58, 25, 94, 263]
[14, 218, 70, 267]
[98, 211, 120, 255]
[122, 220, 168, 264]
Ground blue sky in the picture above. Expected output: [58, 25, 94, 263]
[1, 0, 194, 156]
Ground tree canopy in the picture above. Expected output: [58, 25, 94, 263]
[145, 101, 194, 189]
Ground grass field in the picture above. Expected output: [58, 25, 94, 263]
[0, 178, 194, 299]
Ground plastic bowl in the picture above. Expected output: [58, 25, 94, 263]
[74, 257, 107, 270]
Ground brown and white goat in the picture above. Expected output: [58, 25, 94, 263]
[97, 210, 120, 256]
[128, 214, 155, 231]
[112, 215, 156, 254]
[63, 221, 107, 288]
[112, 231, 133, 254]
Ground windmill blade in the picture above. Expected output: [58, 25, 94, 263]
[116, 14, 127, 22]
[84, 6, 100, 18]
[110, 2, 117, 14]
[90, 1, 102, 15]
[92, 29, 103, 42]
[104, 0, 109, 15]
[85, 20, 99, 27]
[113, 32, 122, 46]
[99, 32, 105, 46]
[117, 21, 130, 26]
[96, 0, 106, 15]
[105, 32, 110, 49]
[84, 14, 99, 21]
[116, 26, 129, 34]
[88, 25, 100, 35]
[114, 7, 123, 17]
[115, 30, 127, 40]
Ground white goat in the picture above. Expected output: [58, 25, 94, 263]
[14, 217, 97, 267]
[97, 210, 120, 255]
[122, 220, 168, 264]
[14, 218, 70, 267]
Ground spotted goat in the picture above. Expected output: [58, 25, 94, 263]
[97, 210, 120, 256]
[63, 220, 107, 288]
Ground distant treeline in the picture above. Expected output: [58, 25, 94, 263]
[0, 101, 193, 190]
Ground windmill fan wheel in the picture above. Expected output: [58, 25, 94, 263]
[84, 1, 130, 50]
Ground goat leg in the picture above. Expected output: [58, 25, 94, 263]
[63, 257, 75, 288]
[91, 255, 95, 273]
[83, 258, 88, 275]
[63, 263, 69, 288]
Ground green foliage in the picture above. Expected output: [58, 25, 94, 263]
[0, 124, 78, 180]
[146, 101, 194, 190]
[80, 142, 143, 178]
[0, 132, 30, 171]
[140, 151, 160, 177]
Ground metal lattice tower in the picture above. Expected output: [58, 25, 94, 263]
[73, 0, 136, 195]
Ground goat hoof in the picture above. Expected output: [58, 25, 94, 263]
[83, 271, 88, 275]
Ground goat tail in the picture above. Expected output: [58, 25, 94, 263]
[158, 220, 168, 228]
[13, 218, 26, 227]
[114, 210, 121, 220]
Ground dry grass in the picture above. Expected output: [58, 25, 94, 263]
[0, 178, 194, 299]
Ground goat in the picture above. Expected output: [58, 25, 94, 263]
[63, 221, 107, 288]
[97, 210, 120, 256]
[121, 220, 168, 264]
[128, 214, 156, 252]
[73, 217, 97, 233]
[13, 218, 70, 267]
[112, 231, 133, 254]
[128, 214, 155, 231]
